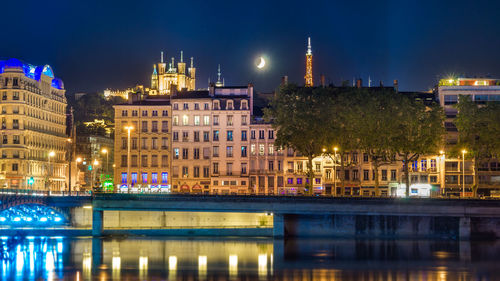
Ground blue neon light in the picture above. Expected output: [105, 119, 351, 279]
[0, 59, 63, 88]
[0, 204, 67, 226]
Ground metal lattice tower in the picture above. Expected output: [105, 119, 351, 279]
[305, 37, 313, 87]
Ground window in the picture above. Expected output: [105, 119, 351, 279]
[315, 163, 321, 172]
[12, 120, 19, 129]
[241, 130, 247, 141]
[268, 130, 274, 139]
[203, 147, 210, 159]
[141, 121, 148, 132]
[421, 159, 427, 171]
[141, 155, 148, 167]
[142, 173, 148, 183]
[287, 178, 293, 184]
[13, 91, 19, 100]
[173, 116, 179, 126]
[121, 173, 127, 184]
[12, 163, 18, 172]
[152, 110, 158, 116]
[226, 146, 233, 157]
[203, 116, 210, 126]
[131, 173, 137, 184]
[259, 144, 265, 155]
[213, 130, 219, 141]
[162, 121, 168, 132]
[352, 152, 358, 163]
[162, 110, 168, 117]
[381, 170, 387, 181]
[194, 166, 200, 177]
[182, 131, 189, 141]
[213, 162, 219, 174]
[173, 148, 179, 159]
[227, 130, 233, 141]
[141, 138, 147, 149]
[268, 161, 274, 171]
[182, 115, 189, 125]
[213, 101, 219, 110]
[203, 131, 209, 142]
[162, 172, 168, 184]
[251, 144, 256, 155]
[131, 110, 138, 116]
[151, 121, 158, 132]
[204, 103, 209, 110]
[353, 170, 359, 180]
[391, 170, 397, 181]
[182, 148, 189, 159]
[297, 178, 303, 185]
[193, 148, 200, 159]
[142, 110, 148, 117]
[241, 101, 248, 110]
[444, 95, 458, 105]
[227, 101, 233, 110]
[161, 155, 168, 167]
[173, 103, 179, 110]
[183, 103, 189, 110]
[241, 163, 247, 174]
[241, 146, 247, 157]
[2, 135, 7, 144]
[121, 155, 127, 167]
[152, 173, 158, 184]
[213, 115, 219, 125]
[227, 115, 233, 126]
[241, 115, 247, 125]
[151, 155, 158, 167]
[194, 131, 200, 142]
[430, 176, 437, 183]
[1, 92, 6, 100]
[268, 145, 274, 155]
[363, 153, 369, 163]
[194, 103, 200, 110]
[194, 116, 200, 126]
[213, 146, 219, 157]
[132, 138, 138, 149]
[226, 163, 233, 175]
[173, 132, 179, 141]
[122, 110, 128, 117]
[182, 167, 188, 177]
[430, 159, 437, 170]
[259, 130, 265, 139]
[203, 166, 210, 177]
[13, 135, 19, 144]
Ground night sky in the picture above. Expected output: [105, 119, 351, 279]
[3, 0, 500, 94]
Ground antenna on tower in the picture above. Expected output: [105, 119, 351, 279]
[180, 51, 183, 63]
[217, 64, 221, 82]
[307, 37, 312, 55]
[161, 51, 164, 63]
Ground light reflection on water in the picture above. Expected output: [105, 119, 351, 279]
[0, 237, 499, 280]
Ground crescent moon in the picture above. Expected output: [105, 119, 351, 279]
[257, 57, 266, 69]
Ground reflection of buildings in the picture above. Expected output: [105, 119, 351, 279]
[438, 78, 500, 196]
[0, 58, 68, 191]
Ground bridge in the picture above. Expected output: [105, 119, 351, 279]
[1, 191, 500, 239]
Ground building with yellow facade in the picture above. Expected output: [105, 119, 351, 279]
[150, 51, 196, 95]
[0, 59, 68, 191]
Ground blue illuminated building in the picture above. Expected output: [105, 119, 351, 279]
[0, 58, 63, 90]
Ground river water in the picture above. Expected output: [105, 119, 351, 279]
[1, 236, 499, 280]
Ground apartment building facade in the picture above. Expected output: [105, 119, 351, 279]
[0, 59, 68, 191]
[113, 95, 171, 191]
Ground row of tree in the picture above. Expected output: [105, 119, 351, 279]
[265, 85, 446, 197]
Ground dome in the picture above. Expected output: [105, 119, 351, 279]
[51, 78, 64, 90]
[4, 58, 23, 68]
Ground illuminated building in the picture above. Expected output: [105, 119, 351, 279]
[304, 37, 313, 87]
[0, 59, 68, 191]
[103, 85, 148, 100]
[113, 95, 172, 191]
[150, 51, 196, 95]
[438, 78, 500, 196]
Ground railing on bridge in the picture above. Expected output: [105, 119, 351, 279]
[0, 189, 92, 197]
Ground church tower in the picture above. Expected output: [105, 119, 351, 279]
[188, 57, 196, 90]
[151, 64, 158, 90]
[304, 37, 313, 87]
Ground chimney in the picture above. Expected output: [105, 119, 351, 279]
[356, 78, 362, 88]
[320, 74, 325, 87]
[393, 79, 399, 92]
[281, 76, 288, 86]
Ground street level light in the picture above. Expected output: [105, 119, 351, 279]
[333, 147, 339, 196]
[462, 149, 467, 198]
[101, 148, 109, 176]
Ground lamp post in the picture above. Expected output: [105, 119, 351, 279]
[333, 147, 338, 196]
[76, 157, 82, 192]
[91, 159, 99, 190]
[124, 126, 134, 193]
[439, 150, 445, 197]
[48, 151, 55, 191]
[462, 149, 467, 198]
[101, 148, 109, 175]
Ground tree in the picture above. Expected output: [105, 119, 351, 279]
[353, 88, 399, 196]
[454, 95, 500, 197]
[264, 84, 330, 194]
[393, 95, 445, 197]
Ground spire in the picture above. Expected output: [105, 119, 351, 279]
[180, 51, 183, 63]
[216, 64, 223, 87]
[190, 57, 194, 68]
[171, 57, 175, 67]
[153, 64, 157, 75]
[307, 37, 312, 55]
[217, 64, 221, 82]
[161, 51, 164, 63]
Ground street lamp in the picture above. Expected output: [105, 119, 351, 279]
[48, 151, 55, 191]
[462, 149, 467, 198]
[101, 148, 109, 175]
[333, 147, 338, 196]
[91, 159, 99, 190]
[124, 126, 134, 193]
[439, 150, 445, 196]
